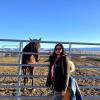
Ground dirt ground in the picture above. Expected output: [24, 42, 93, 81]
[0, 56, 100, 100]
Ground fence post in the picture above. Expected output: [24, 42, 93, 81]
[17, 41, 23, 100]
[68, 43, 71, 58]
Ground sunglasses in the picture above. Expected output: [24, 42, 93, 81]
[55, 47, 62, 50]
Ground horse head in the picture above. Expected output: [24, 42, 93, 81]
[29, 38, 41, 62]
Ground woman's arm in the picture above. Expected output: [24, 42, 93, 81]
[45, 56, 52, 87]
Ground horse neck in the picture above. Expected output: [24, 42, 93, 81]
[27, 55, 36, 64]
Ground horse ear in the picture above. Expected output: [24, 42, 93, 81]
[39, 38, 41, 41]
[29, 38, 32, 41]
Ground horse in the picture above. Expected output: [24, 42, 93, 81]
[22, 38, 41, 88]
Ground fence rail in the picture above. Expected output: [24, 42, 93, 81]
[0, 38, 100, 100]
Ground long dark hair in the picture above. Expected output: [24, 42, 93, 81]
[51, 43, 66, 59]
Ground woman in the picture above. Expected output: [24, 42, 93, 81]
[46, 43, 83, 100]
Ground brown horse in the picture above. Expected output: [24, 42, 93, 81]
[22, 38, 41, 87]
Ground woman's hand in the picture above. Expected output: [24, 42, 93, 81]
[61, 90, 66, 96]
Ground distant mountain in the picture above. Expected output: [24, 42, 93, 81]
[41, 47, 100, 51]
[0, 48, 19, 51]
[0, 47, 100, 52]
[69, 47, 100, 51]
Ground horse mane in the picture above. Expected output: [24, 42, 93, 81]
[23, 42, 34, 52]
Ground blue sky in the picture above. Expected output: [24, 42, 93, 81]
[0, 0, 100, 48]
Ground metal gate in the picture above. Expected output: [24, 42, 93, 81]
[0, 39, 100, 100]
